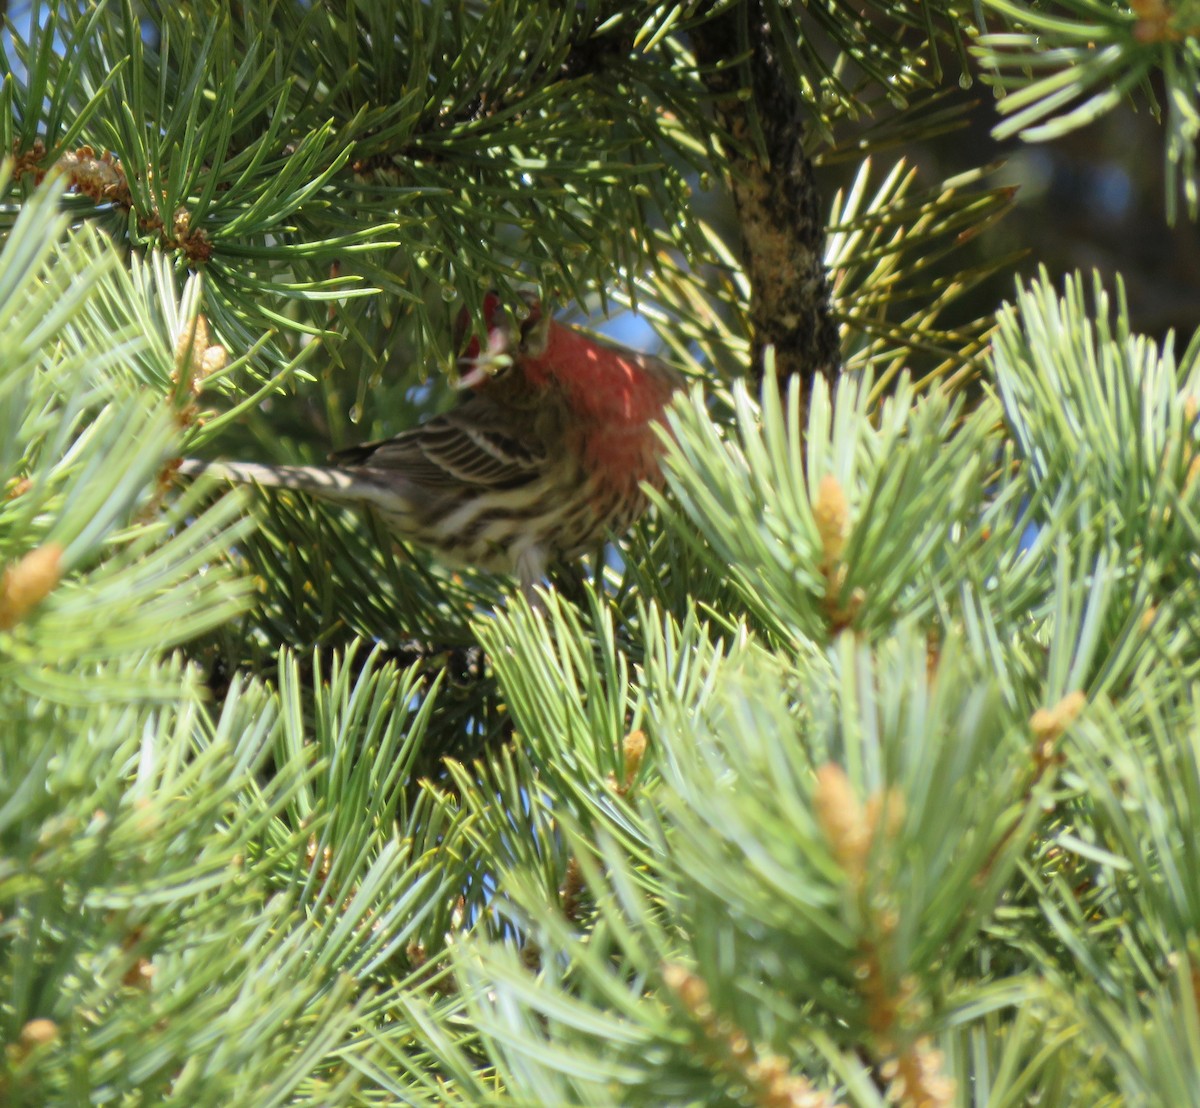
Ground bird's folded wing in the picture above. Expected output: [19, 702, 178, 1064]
[330, 411, 547, 492]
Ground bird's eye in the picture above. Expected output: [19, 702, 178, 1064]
[516, 303, 548, 357]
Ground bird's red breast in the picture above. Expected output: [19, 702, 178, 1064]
[524, 320, 678, 425]
[522, 320, 681, 495]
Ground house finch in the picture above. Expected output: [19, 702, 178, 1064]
[178, 291, 684, 593]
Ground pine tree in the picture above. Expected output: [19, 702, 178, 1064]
[3, 1, 1200, 1104]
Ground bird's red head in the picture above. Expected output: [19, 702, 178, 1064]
[453, 290, 550, 390]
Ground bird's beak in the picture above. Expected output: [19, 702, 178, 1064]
[455, 323, 515, 390]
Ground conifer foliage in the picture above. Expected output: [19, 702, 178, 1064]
[3, 2, 1200, 1105]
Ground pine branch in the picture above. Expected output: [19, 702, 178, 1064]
[691, 0, 841, 390]
[973, 0, 1200, 222]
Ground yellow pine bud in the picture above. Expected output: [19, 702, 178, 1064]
[0, 543, 63, 630]
[813, 763, 869, 882]
[813, 474, 849, 565]
[19, 1019, 58, 1049]
[173, 313, 227, 396]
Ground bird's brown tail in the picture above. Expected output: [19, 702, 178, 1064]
[177, 458, 375, 501]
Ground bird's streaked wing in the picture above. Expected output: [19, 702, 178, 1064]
[330, 408, 547, 492]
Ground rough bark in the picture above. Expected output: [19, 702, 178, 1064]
[692, 1, 841, 391]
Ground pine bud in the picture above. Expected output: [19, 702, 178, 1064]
[0, 543, 63, 630]
[173, 313, 226, 397]
[19, 1019, 59, 1049]
[813, 763, 868, 882]
[813, 474, 849, 566]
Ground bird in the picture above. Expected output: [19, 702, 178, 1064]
[177, 291, 685, 594]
